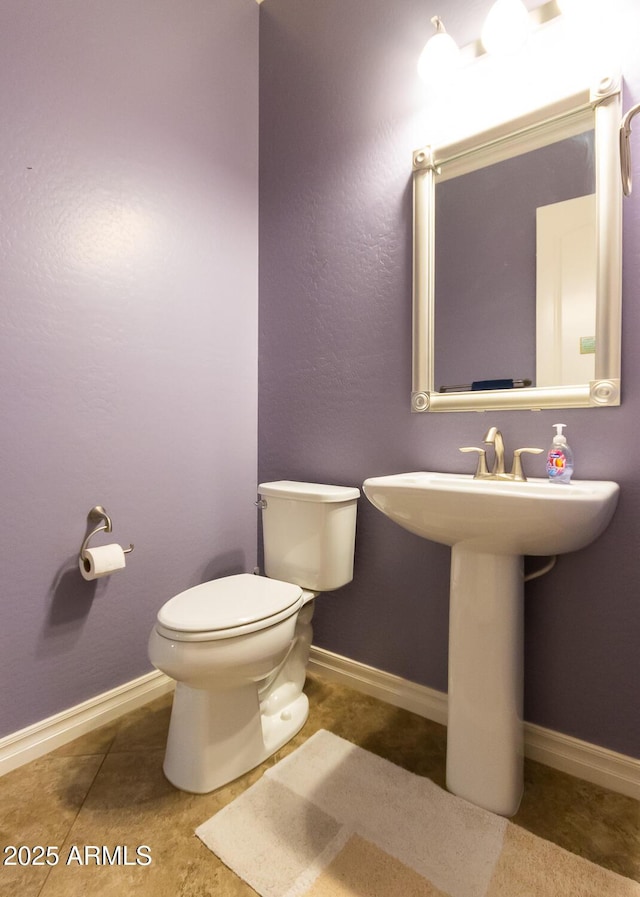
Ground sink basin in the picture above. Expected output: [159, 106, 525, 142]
[363, 470, 619, 816]
[362, 472, 620, 555]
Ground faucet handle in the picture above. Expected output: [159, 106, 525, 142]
[459, 446, 489, 478]
[511, 447, 544, 481]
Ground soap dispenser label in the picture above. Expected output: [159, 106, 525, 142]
[547, 450, 566, 475]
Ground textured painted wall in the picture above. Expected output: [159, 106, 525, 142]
[259, 0, 640, 757]
[0, 0, 259, 737]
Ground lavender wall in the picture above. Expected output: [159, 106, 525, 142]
[259, 0, 640, 757]
[0, 0, 259, 737]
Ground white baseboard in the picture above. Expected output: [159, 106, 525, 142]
[2, 650, 638, 803]
[309, 645, 449, 725]
[0, 670, 174, 778]
[309, 646, 640, 801]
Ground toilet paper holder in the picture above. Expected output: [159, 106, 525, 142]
[79, 505, 134, 562]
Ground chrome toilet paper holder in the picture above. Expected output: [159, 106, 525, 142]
[79, 505, 134, 563]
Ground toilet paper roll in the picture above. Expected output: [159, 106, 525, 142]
[80, 544, 126, 581]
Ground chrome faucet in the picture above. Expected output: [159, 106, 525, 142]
[460, 428, 543, 482]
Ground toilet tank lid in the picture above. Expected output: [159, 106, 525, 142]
[258, 481, 360, 502]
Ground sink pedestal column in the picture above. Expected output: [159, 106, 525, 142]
[446, 546, 524, 817]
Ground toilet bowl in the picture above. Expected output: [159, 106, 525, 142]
[149, 481, 359, 793]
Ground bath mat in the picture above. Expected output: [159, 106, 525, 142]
[196, 729, 639, 897]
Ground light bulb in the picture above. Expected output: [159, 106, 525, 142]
[481, 0, 531, 56]
[418, 16, 460, 85]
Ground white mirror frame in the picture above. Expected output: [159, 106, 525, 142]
[411, 75, 622, 413]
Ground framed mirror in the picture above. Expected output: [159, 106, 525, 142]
[411, 75, 622, 413]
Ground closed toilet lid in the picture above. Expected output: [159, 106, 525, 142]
[157, 573, 303, 636]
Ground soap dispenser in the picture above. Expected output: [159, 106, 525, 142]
[546, 423, 574, 484]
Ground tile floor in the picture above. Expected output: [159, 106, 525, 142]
[0, 674, 638, 896]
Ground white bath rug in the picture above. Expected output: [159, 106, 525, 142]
[196, 729, 639, 897]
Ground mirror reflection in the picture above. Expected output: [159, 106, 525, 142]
[411, 76, 622, 413]
[435, 130, 595, 394]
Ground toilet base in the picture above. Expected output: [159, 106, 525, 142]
[161, 599, 315, 794]
[162, 682, 309, 794]
[262, 691, 309, 756]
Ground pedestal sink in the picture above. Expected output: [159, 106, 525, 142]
[362, 471, 619, 816]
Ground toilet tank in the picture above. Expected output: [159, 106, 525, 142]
[258, 481, 360, 592]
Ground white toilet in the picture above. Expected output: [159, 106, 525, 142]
[148, 480, 359, 793]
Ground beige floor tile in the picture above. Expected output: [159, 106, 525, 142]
[51, 719, 118, 758]
[0, 754, 103, 897]
[1, 673, 638, 895]
[49, 691, 173, 763]
[37, 745, 283, 896]
[300, 675, 449, 787]
[108, 692, 174, 754]
[515, 758, 640, 881]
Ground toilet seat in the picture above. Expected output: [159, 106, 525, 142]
[155, 573, 303, 642]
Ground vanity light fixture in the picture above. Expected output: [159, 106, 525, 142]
[418, 1, 566, 80]
[481, 0, 531, 56]
[417, 16, 461, 84]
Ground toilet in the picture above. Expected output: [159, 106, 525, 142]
[148, 480, 359, 793]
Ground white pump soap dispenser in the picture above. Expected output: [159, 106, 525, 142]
[546, 423, 574, 483]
